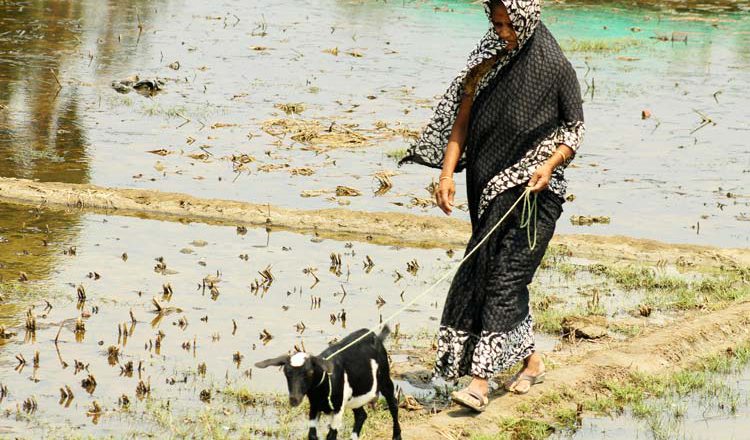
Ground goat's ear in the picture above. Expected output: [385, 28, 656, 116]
[313, 356, 334, 374]
[254, 355, 290, 368]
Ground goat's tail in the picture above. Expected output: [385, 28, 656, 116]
[376, 325, 391, 343]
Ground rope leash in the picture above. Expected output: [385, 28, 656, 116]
[520, 190, 538, 251]
[323, 187, 538, 362]
[313, 369, 335, 409]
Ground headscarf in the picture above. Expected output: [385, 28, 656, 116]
[398, 0, 542, 171]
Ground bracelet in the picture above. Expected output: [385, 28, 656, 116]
[439, 176, 453, 182]
[554, 150, 569, 163]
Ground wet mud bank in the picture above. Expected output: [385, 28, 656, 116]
[1, 177, 747, 268]
[385, 299, 750, 439]
[0, 176, 468, 250]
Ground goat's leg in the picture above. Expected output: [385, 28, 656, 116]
[326, 407, 344, 440]
[351, 407, 367, 440]
[308, 405, 321, 440]
[380, 376, 401, 440]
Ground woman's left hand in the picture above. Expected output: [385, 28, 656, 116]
[527, 164, 553, 193]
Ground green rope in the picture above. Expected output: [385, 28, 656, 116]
[326, 373, 333, 409]
[520, 189, 538, 251]
[315, 371, 334, 409]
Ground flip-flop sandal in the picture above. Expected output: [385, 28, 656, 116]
[451, 388, 489, 412]
[504, 371, 523, 392]
[510, 372, 546, 395]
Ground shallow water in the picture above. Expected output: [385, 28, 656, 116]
[0, 200, 454, 434]
[0, 200, 590, 435]
[0, 198, 716, 436]
[1, 0, 748, 247]
[557, 364, 750, 440]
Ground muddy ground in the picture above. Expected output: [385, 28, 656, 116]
[383, 298, 750, 439]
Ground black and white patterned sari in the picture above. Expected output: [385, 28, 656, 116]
[399, 0, 585, 380]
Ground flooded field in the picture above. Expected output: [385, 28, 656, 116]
[0, 200, 457, 435]
[1, 0, 749, 438]
[1, 0, 749, 247]
[0, 198, 745, 437]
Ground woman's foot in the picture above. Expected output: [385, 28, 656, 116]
[468, 376, 489, 398]
[507, 352, 545, 394]
[451, 376, 490, 412]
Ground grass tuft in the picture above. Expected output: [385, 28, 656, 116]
[472, 418, 554, 440]
[560, 37, 643, 53]
[385, 148, 407, 161]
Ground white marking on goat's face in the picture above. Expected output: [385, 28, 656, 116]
[345, 359, 379, 409]
[290, 352, 309, 367]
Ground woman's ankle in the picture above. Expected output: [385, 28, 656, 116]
[469, 377, 489, 394]
[524, 352, 545, 373]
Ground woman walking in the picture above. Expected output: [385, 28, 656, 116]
[398, 0, 585, 412]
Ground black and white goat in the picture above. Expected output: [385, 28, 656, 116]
[255, 326, 401, 440]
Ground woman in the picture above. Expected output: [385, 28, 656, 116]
[398, 0, 585, 412]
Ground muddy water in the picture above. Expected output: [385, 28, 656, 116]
[1, 0, 748, 247]
[0, 201, 579, 436]
[0, 203, 83, 283]
[0, 199, 706, 436]
[0, 200, 459, 435]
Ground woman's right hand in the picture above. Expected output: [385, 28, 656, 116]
[435, 177, 456, 216]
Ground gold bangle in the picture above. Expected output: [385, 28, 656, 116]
[554, 150, 569, 163]
[439, 176, 453, 182]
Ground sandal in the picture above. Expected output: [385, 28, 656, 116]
[508, 372, 546, 395]
[451, 387, 489, 412]
[503, 371, 523, 392]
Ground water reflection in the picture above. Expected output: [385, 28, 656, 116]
[0, 201, 83, 336]
[0, 202, 82, 284]
[0, 0, 748, 248]
[0, 0, 164, 183]
[0, 0, 164, 318]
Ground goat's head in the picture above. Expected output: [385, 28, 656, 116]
[255, 352, 334, 407]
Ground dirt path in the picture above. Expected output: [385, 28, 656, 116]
[1, 177, 747, 269]
[393, 299, 750, 439]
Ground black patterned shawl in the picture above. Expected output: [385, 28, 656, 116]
[398, 0, 585, 225]
[398, 0, 543, 173]
[464, 23, 583, 224]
